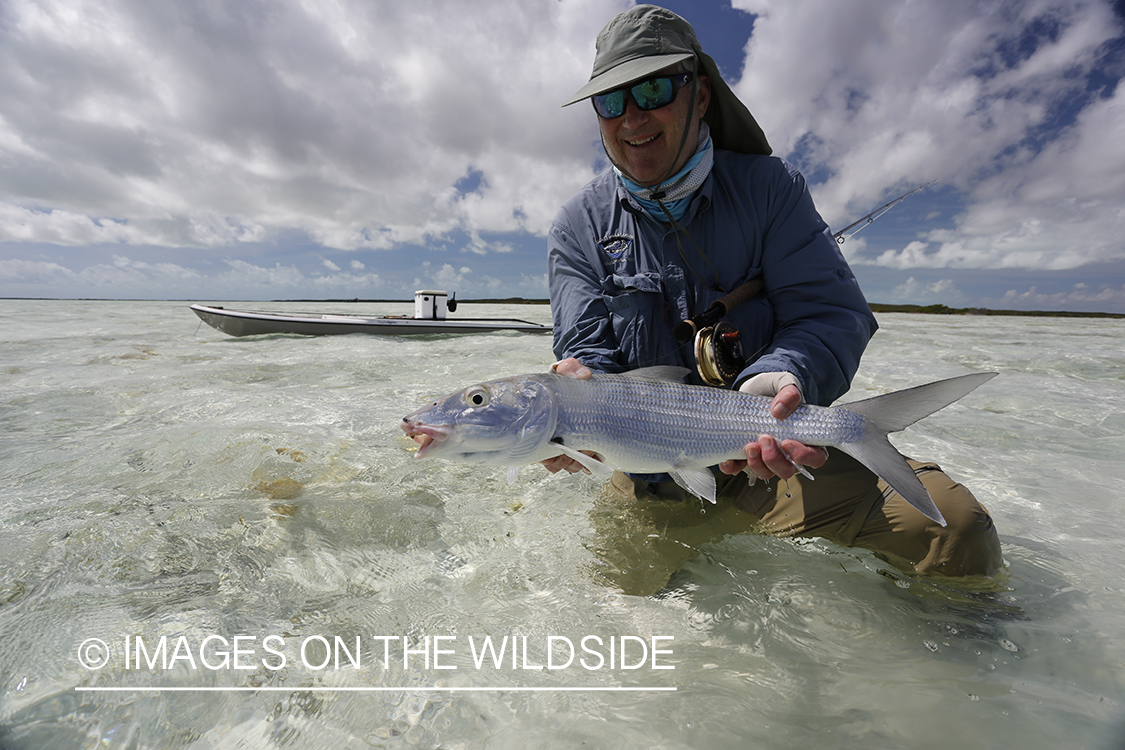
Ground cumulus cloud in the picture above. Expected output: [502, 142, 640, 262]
[211, 258, 390, 299]
[0, 203, 151, 245]
[0, 258, 77, 285]
[1, 0, 1123, 308]
[0, 0, 619, 251]
[996, 282, 1125, 310]
[887, 276, 963, 305]
[734, 0, 1125, 272]
[415, 261, 547, 299]
[0, 254, 204, 297]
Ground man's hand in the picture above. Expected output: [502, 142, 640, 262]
[542, 358, 602, 474]
[551, 357, 592, 380]
[718, 372, 829, 481]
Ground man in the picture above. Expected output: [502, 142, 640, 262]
[546, 5, 1001, 581]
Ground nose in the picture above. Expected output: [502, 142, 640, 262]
[620, 97, 649, 128]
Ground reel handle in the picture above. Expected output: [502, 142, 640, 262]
[673, 277, 763, 343]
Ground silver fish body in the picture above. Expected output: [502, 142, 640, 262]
[401, 368, 998, 526]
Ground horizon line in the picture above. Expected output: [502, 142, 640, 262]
[3, 296, 1122, 318]
[75, 685, 678, 693]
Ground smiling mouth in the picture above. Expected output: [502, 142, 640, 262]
[626, 134, 660, 147]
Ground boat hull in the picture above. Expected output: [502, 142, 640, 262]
[190, 304, 553, 337]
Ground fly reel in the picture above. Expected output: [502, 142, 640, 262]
[693, 321, 745, 387]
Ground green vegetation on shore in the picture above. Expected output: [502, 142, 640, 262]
[867, 303, 1125, 319]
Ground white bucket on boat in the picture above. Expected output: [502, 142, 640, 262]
[414, 290, 448, 320]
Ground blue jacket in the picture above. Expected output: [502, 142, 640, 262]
[548, 150, 877, 407]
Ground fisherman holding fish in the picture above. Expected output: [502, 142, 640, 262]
[544, 5, 1002, 577]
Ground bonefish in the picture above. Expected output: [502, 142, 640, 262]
[400, 368, 998, 526]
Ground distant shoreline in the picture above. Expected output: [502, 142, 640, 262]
[865, 303, 1125, 319]
[3, 297, 1123, 319]
[278, 299, 1125, 318]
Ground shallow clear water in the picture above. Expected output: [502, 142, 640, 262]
[1, 300, 1123, 749]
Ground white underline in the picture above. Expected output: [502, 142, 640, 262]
[75, 686, 676, 692]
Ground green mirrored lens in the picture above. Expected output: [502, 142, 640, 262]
[632, 78, 674, 110]
[593, 90, 626, 118]
[592, 75, 687, 119]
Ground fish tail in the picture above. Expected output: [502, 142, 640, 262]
[837, 372, 997, 527]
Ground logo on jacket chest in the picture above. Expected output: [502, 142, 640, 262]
[597, 233, 634, 261]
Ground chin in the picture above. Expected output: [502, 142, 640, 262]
[623, 166, 666, 186]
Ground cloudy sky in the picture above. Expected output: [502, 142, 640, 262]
[2, 0, 1124, 312]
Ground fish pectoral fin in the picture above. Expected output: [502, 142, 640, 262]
[669, 466, 717, 504]
[554, 445, 614, 478]
[506, 466, 521, 485]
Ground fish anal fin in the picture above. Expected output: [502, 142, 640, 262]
[779, 445, 815, 481]
[670, 466, 717, 504]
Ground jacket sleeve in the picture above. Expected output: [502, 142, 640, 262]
[547, 213, 623, 374]
[734, 160, 878, 406]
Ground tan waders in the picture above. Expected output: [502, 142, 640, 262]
[592, 449, 1001, 595]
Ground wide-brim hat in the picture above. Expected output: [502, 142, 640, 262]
[562, 4, 771, 156]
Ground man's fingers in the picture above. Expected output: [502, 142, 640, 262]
[542, 449, 601, 475]
[780, 440, 828, 468]
[758, 435, 795, 479]
[542, 455, 581, 474]
[770, 384, 803, 420]
[743, 435, 826, 482]
[551, 358, 593, 380]
[719, 458, 747, 475]
[743, 441, 773, 482]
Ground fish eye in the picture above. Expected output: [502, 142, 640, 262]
[463, 385, 491, 407]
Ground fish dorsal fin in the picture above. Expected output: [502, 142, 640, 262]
[621, 366, 691, 382]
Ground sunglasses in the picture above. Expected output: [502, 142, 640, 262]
[592, 72, 694, 119]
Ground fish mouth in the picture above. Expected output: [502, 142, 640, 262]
[400, 419, 453, 457]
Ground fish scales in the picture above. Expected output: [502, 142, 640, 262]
[400, 369, 998, 526]
[550, 374, 866, 471]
